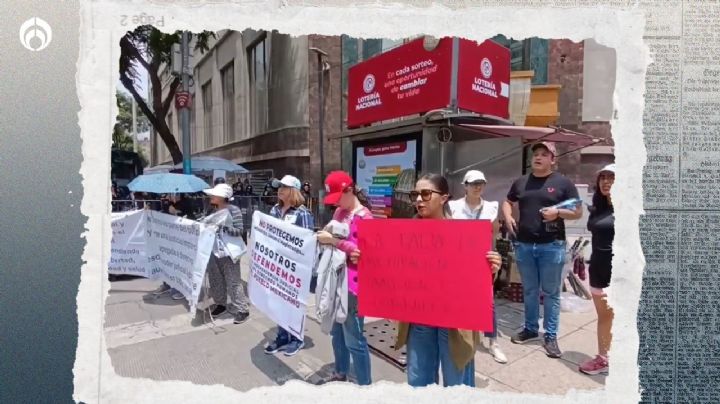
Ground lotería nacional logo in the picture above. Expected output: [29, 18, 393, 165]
[363, 74, 376, 94]
[19, 17, 52, 52]
[481, 57, 492, 79]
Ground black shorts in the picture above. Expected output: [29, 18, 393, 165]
[589, 250, 613, 289]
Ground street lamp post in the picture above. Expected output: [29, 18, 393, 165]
[310, 46, 329, 222]
[180, 31, 192, 175]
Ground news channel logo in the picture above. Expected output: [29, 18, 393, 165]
[19, 17, 52, 52]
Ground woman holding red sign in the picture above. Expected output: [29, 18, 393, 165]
[350, 173, 501, 387]
[315, 171, 374, 385]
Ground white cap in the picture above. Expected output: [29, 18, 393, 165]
[463, 170, 487, 184]
[272, 175, 302, 190]
[203, 183, 234, 200]
[598, 163, 616, 174]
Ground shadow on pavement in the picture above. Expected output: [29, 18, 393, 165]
[249, 328, 319, 385]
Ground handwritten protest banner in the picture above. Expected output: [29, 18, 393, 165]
[357, 219, 494, 331]
[146, 211, 215, 311]
[247, 211, 317, 340]
[109, 210, 149, 277]
[108, 210, 216, 313]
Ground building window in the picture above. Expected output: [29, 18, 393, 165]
[221, 61, 235, 143]
[248, 35, 267, 88]
[202, 81, 213, 149]
[492, 35, 548, 85]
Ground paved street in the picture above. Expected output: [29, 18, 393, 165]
[104, 256, 606, 395]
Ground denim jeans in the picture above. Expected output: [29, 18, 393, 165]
[331, 293, 372, 385]
[514, 241, 566, 339]
[483, 303, 498, 339]
[406, 325, 475, 387]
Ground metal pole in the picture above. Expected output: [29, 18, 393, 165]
[132, 97, 138, 152]
[181, 31, 192, 175]
[317, 52, 326, 221]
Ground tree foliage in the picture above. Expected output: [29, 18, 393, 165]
[119, 25, 215, 164]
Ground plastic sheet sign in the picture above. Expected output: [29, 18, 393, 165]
[356, 219, 494, 331]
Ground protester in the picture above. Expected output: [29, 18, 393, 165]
[501, 142, 582, 359]
[315, 171, 373, 385]
[353, 173, 501, 387]
[264, 175, 315, 356]
[168, 193, 197, 220]
[448, 170, 507, 364]
[214, 177, 227, 185]
[244, 180, 254, 196]
[579, 164, 615, 375]
[203, 183, 251, 324]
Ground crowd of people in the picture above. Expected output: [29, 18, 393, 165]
[130, 140, 616, 386]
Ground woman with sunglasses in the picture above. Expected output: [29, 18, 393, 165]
[391, 173, 502, 387]
[315, 171, 374, 385]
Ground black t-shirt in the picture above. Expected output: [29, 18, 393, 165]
[507, 172, 579, 243]
[587, 207, 614, 253]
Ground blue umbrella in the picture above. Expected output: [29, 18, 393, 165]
[127, 173, 209, 194]
[172, 156, 248, 173]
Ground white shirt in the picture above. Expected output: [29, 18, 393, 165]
[449, 197, 499, 222]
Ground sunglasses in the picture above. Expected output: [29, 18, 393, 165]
[409, 189, 445, 202]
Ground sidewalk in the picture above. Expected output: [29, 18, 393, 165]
[104, 257, 606, 394]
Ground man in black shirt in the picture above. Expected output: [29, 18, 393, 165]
[501, 142, 582, 358]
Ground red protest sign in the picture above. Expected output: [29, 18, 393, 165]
[356, 219, 494, 332]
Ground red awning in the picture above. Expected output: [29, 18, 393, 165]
[457, 124, 604, 148]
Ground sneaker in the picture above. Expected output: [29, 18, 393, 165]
[543, 337, 563, 358]
[316, 374, 348, 385]
[488, 339, 508, 364]
[579, 355, 609, 375]
[170, 290, 185, 300]
[152, 283, 172, 295]
[210, 305, 227, 317]
[511, 329, 540, 344]
[233, 312, 250, 324]
[264, 338, 290, 355]
[283, 339, 305, 357]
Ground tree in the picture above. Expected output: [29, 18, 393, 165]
[119, 25, 215, 164]
[113, 90, 150, 167]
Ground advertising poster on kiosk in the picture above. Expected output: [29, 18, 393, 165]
[355, 139, 418, 218]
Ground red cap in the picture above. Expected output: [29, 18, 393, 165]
[531, 141, 557, 157]
[323, 171, 353, 206]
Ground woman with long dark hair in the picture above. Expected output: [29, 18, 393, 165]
[579, 164, 615, 375]
[391, 173, 502, 387]
[315, 171, 374, 385]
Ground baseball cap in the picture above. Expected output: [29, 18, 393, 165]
[598, 163, 616, 174]
[203, 183, 234, 200]
[272, 175, 302, 190]
[323, 171, 354, 206]
[463, 170, 487, 184]
[531, 141, 557, 156]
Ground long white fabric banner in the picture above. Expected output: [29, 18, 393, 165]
[247, 211, 317, 340]
[109, 209, 216, 312]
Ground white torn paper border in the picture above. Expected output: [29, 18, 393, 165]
[75, 1, 648, 403]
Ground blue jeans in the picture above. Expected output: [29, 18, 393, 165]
[331, 293, 372, 385]
[514, 241, 566, 339]
[406, 325, 475, 387]
[483, 303, 498, 339]
[276, 327, 302, 345]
